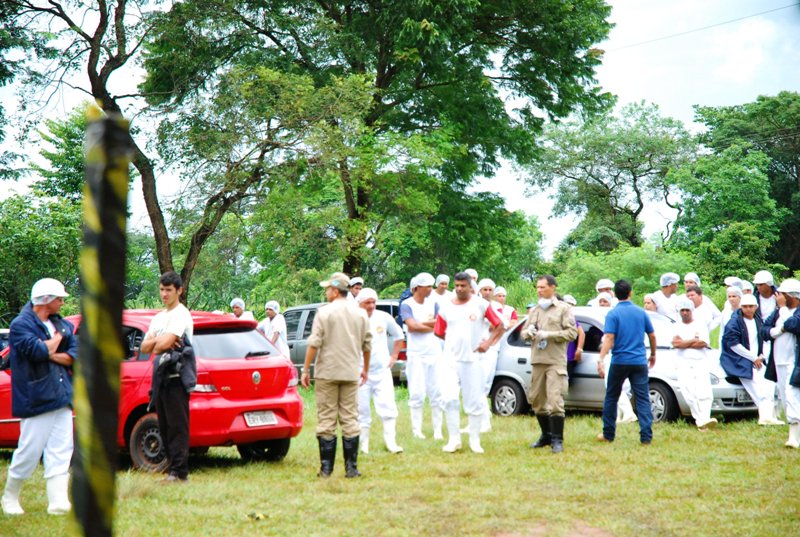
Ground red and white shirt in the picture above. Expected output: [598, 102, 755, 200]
[434, 296, 503, 363]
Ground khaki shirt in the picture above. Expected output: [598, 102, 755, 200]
[308, 298, 372, 381]
[522, 300, 578, 366]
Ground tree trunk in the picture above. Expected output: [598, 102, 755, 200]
[339, 159, 368, 277]
[131, 144, 174, 277]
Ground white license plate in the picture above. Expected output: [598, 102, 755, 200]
[736, 391, 753, 403]
[244, 411, 278, 427]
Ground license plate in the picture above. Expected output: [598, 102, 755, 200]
[736, 391, 753, 403]
[244, 411, 278, 427]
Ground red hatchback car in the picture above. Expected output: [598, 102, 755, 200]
[0, 310, 303, 471]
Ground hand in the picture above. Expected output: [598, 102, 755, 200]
[359, 369, 368, 385]
[671, 335, 682, 347]
[537, 330, 551, 340]
[475, 340, 490, 353]
[526, 325, 538, 338]
[300, 371, 311, 389]
[574, 349, 583, 362]
[45, 332, 63, 355]
[389, 355, 398, 368]
[648, 355, 656, 369]
[754, 357, 763, 370]
[597, 359, 605, 379]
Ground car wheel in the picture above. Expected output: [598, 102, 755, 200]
[237, 438, 291, 462]
[129, 413, 169, 473]
[491, 378, 528, 416]
[648, 381, 678, 423]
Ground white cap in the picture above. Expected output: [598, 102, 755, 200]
[230, 297, 245, 309]
[435, 274, 450, 286]
[740, 294, 758, 306]
[741, 281, 754, 293]
[660, 273, 680, 287]
[684, 272, 701, 287]
[494, 286, 507, 296]
[349, 276, 364, 286]
[30, 278, 69, 305]
[264, 300, 280, 313]
[477, 278, 496, 291]
[563, 294, 577, 306]
[464, 268, 478, 281]
[596, 292, 613, 303]
[356, 287, 378, 303]
[724, 276, 743, 289]
[595, 278, 614, 291]
[726, 286, 743, 297]
[412, 272, 435, 289]
[753, 270, 774, 285]
[676, 297, 695, 311]
[777, 278, 800, 296]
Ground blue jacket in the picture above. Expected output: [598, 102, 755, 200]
[720, 309, 763, 380]
[9, 303, 78, 418]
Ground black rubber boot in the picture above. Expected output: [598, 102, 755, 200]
[550, 415, 565, 454]
[342, 436, 361, 478]
[317, 436, 336, 477]
[530, 414, 552, 448]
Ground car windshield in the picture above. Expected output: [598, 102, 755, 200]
[193, 328, 279, 359]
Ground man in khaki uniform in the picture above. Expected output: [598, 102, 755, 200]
[522, 275, 577, 453]
[301, 272, 372, 478]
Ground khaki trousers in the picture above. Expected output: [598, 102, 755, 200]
[316, 379, 360, 438]
[529, 363, 568, 416]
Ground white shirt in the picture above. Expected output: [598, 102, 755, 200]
[770, 307, 797, 366]
[431, 290, 454, 308]
[148, 304, 194, 343]
[652, 290, 678, 321]
[759, 294, 777, 321]
[364, 310, 404, 373]
[673, 319, 710, 361]
[266, 313, 290, 358]
[434, 296, 502, 363]
[400, 296, 440, 357]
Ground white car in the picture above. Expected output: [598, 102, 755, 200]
[490, 306, 757, 422]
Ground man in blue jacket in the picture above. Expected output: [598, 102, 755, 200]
[1, 278, 78, 516]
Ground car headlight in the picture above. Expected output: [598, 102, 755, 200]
[709, 372, 720, 385]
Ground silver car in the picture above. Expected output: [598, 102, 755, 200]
[490, 306, 757, 422]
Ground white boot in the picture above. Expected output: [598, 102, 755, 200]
[468, 414, 484, 454]
[617, 394, 638, 424]
[432, 407, 444, 440]
[46, 473, 71, 516]
[785, 423, 800, 449]
[480, 403, 492, 433]
[758, 402, 785, 425]
[410, 406, 425, 439]
[1, 476, 24, 515]
[360, 426, 370, 454]
[442, 408, 462, 453]
[382, 419, 404, 453]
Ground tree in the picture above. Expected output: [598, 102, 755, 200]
[528, 102, 696, 253]
[695, 91, 800, 271]
[140, 0, 614, 275]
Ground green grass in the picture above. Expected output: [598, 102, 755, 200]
[1, 387, 799, 537]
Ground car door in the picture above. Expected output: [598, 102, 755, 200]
[283, 309, 304, 369]
[565, 321, 606, 408]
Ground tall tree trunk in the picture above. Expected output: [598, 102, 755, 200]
[339, 159, 368, 276]
[132, 145, 174, 276]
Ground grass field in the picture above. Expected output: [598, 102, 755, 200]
[1, 386, 798, 537]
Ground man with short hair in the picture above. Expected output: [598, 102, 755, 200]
[672, 297, 717, 430]
[651, 273, 680, 321]
[522, 275, 578, 453]
[685, 285, 722, 332]
[400, 272, 443, 439]
[141, 271, 195, 482]
[434, 272, 505, 453]
[301, 272, 372, 478]
[356, 288, 404, 454]
[597, 280, 657, 445]
[2, 279, 77, 516]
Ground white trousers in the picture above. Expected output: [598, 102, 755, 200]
[776, 363, 791, 413]
[439, 359, 485, 416]
[358, 368, 399, 428]
[481, 345, 500, 396]
[7, 407, 73, 480]
[676, 358, 713, 425]
[740, 364, 776, 406]
[785, 363, 800, 424]
[406, 353, 443, 410]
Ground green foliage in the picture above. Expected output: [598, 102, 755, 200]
[530, 102, 697, 254]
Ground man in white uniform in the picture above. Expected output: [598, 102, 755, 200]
[400, 272, 443, 439]
[780, 283, 800, 447]
[753, 270, 778, 321]
[356, 288, 404, 454]
[434, 272, 505, 453]
[229, 297, 255, 320]
[263, 300, 290, 357]
[588, 279, 618, 307]
[431, 274, 454, 307]
[672, 298, 717, 430]
[477, 278, 506, 432]
[651, 273, 680, 321]
[762, 279, 800, 427]
[685, 286, 722, 332]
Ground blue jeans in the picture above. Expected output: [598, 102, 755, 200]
[602, 364, 653, 443]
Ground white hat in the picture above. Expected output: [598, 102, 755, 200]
[676, 297, 695, 311]
[563, 294, 577, 306]
[660, 273, 680, 287]
[684, 272, 701, 287]
[465, 268, 478, 281]
[741, 281, 754, 293]
[230, 297, 245, 309]
[493, 286, 507, 296]
[264, 300, 280, 313]
[477, 278, 496, 291]
[596, 292, 613, 304]
[30, 278, 69, 305]
[777, 278, 800, 296]
[740, 294, 758, 306]
[435, 274, 450, 286]
[349, 276, 365, 286]
[753, 270, 774, 285]
[595, 278, 614, 291]
[724, 276, 743, 289]
[726, 286, 743, 297]
[356, 287, 378, 303]
[412, 272, 435, 289]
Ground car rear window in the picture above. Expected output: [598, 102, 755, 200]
[193, 328, 279, 359]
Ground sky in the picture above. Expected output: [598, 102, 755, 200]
[2, 0, 800, 257]
[478, 0, 800, 256]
